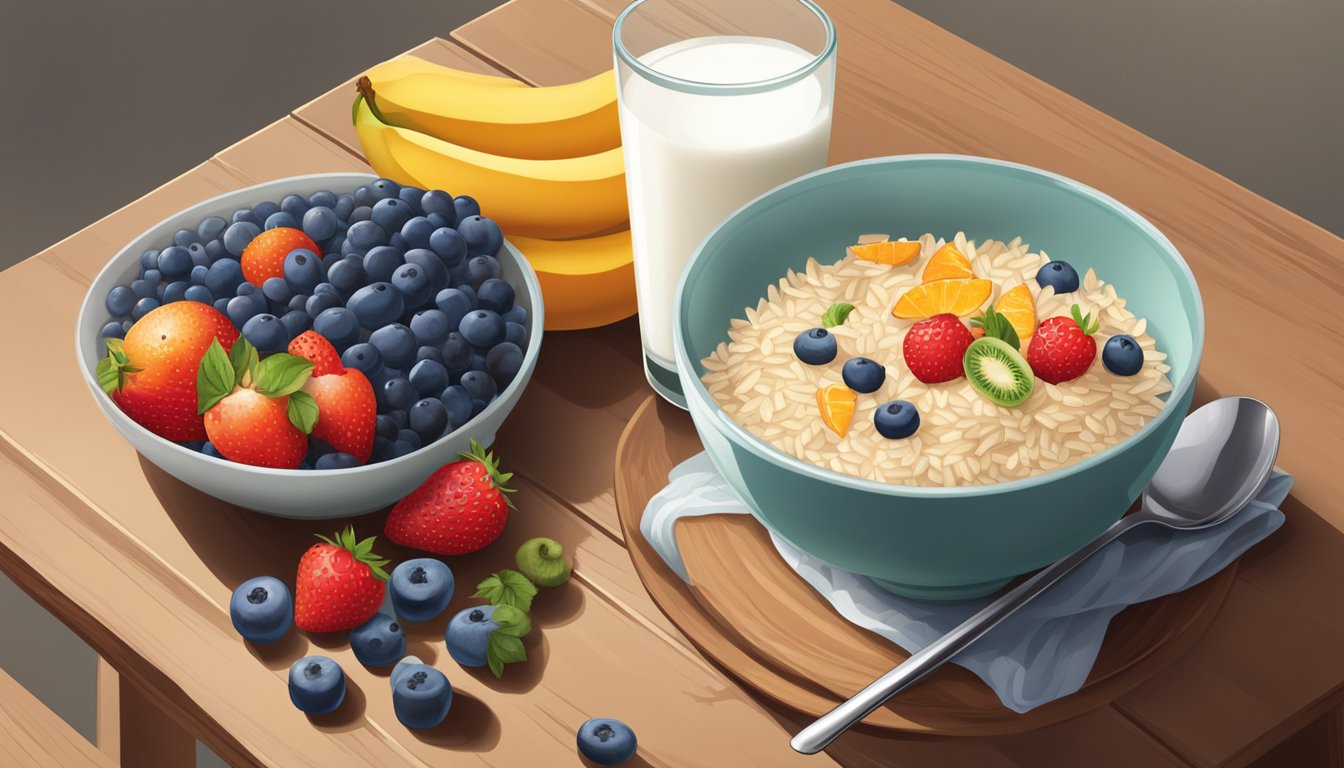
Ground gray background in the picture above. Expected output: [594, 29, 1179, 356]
[0, 1, 1339, 766]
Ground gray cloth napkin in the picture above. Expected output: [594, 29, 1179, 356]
[642, 452, 1289, 713]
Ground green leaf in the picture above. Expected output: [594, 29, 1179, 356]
[253, 353, 314, 398]
[486, 631, 526, 678]
[95, 355, 121, 394]
[196, 339, 235, 414]
[1070, 304, 1099, 335]
[491, 604, 533, 638]
[974, 306, 1020, 350]
[229, 338, 259, 388]
[821, 303, 856, 329]
[472, 570, 538, 613]
[287, 390, 319, 434]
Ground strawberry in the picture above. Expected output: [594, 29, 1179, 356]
[385, 439, 516, 555]
[288, 330, 344, 377]
[1027, 304, 1100, 385]
[97, 302, 238, 441]
[304, 368, 376, 462]
[294, 526, 390, 633]
[902, 313, 975, 383]
[197, 338, 318, 468]
[241, 227, 321, 286]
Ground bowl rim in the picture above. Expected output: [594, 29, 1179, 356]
[674, 153, 1205, 499]
[75, 171, 544, 477]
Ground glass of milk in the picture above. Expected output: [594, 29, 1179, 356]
[614, 0, 836, 407]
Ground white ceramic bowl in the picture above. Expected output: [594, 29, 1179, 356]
[75, 173, 543, 519]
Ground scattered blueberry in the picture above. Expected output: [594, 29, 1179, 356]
[1102, 334, 1144, 376]
[389, 558, 454, 622]
[369, 323, 417, 369]
[445, 605, 497, 667]
[1035, 260, 1080, 294]
[390, 659, 452, 730]
[350, 613, 406, 667]
[409, 398, 448, 443]
[577, 719, 637, 766]
[288, 656, 345, 716]
[842, 357, 885, 393]
[312, 307, 360, 351]
[874, 400, 920, 439]
[793, 328, 837, 365]
[486, 342, 524, 389]
[341, 343, 384, 377]
[459, 309, 505, 347]
[223, 221, 261, 257]
[229, 576, 293, 644]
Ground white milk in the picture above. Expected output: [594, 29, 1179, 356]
[618, 36, 833, 367]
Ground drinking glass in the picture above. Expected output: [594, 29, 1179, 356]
[614, 0, 836, 407]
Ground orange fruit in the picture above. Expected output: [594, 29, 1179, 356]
[995, 283, 1037, 341]
[848, 240, 921, 267]
[921, 243, 974, 282]
[816, 385, 857, 438]
[892, 278, 993, 319]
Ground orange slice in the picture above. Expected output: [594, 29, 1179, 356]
[995, 283, 1037, 341]
[921, 243, 974, 282]
[847, 240, 921, 267]
[892, 278, 993, 319]
[816, 385, 857, 438]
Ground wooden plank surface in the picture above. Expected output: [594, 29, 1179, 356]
[0, 666, 114, 768]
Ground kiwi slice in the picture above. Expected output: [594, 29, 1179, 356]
[963, 337, 1034, 407]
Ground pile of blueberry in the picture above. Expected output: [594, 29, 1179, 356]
[100, 178, 530, 465]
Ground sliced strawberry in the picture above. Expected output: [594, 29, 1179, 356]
[288, 330, 344, 376]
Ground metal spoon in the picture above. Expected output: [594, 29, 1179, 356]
[791, 396, 1281, 755]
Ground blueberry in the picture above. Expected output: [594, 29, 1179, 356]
[347, 220, 387, 251]
[324, 233, 345, 256]
[426, 213, 450, 229]
[400, 216, 436, 250]
[138, 249, 160, 274]
[131, 279, 155, 299]
[242, 314, 288, 353]
[205, 259, 245, 298]
[390, 233, 410, 253]
[362, 245, 404, 283]
[470, 398, 487, 417]
[106, 285, 136, 317]
[160, 280, 188, 304]
[467, 255, 501, 289]
[1035, 260, 1080, 294]
[445, 605, 497, 667]
[298, 205, 337, 243]
[280, 193, 309, 220]
[354, 185, 375, 207]
[476, 277, 516, 314]
[793, 328, 837, 365]
[275, 249, 318, 295]
[213, 297, 231, 315]
[312, 307, 360, 351]
[350, 613, 405, 667]
[232, 209, 261, 226]
[187, 242, 209, 268]
[486, 342, 525, 389]
[434, 287, 475, 329]
[197, 216, 228, 243]
[389, 558, 454, 622]
[252, 201, 281, 222]
[309, 190, 337, 209]
[348, 205, 373, 224]
[453, 195, 480, 220]
[143, 268, 162, 286]
[1102, 334, 1144, 376]
[407, 398, 447, 443]
[184, 285, 213, 304]
[874, 400, 920, 439]
[392, 265, 433, 310]
[408, 359, 449, 397]
[459, 369, 497, 402]
[428, 227, 467, 267]
[288, 293, 309, 313]
[229, 576, 293, 644]
[288, 656, 345, 716]
[204, 238, 227, 263]
[280, 310, 312, 340]
[409, 309, 451, 347]
[202, 441, 224, 459]
[369, 198, 412, 235]
[262, 211, 294, 231]
[439, 385, 473, 428]
[347, 282, 405, 330]
[223, 221, 261, 257]
[311, 451, 359, 471]
[458, 215, 503, 257]
[396, 429, 422, 450]
[100, 320, 125, 339]
[470, 353, 488, 374]
[262, 276, 293, 306]
[375, 414, 398, 441]
[397, 185, 426, 213]
[404, 248, 449, 292]
[306, 291, 341, 319]
[313, 281, 341, 299]
[172, 227, 201, 247]
[190, 264, 209, 285]
[132, 297, 160, 320]
[459, 309, 505, 347]
[387, 408, 409, 430]
[380, 377, 417, 412]
[341, 343, 384, 377]
[577, 719, 638, 766]
[842, 357, 885, 394]
[370, 178, 400, 200]
[157, 245, 193, 280]
[505, 321, 528, 348]
[371, 437, 395, 462]
[449, 260, 473, 289]
[332, 194, 355, 221]
[369, 323, 418, 369]
[420, 190, 457, 225]
[236, 282, 258, 297]
[390, 660, 452, 730]
[327, 258, 366, 297]
[416, 345, 444, 365]
[440, 333, 474, 371]
[341, 238, 367, 259]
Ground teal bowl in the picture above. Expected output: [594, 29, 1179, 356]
[674, 155, 1203, 601]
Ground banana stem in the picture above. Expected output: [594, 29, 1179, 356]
[356, 76, 390, 124]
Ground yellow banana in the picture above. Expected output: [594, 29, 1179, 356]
[360, 59, 620, 160]
[354, 94, 628, 240]
[509, 230, 636, 330]
[363, 54, 526, 90]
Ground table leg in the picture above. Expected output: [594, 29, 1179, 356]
[1332, 703, 1344, 768]
[96, 657, 195, 768]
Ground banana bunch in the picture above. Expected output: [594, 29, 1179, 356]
[353, 55, 635, 330]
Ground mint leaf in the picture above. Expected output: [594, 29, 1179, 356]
[228, 338, 258, 388]
[287, 390, 319, 434]
[486, 631, 526, 678]
[821, 303, 856, 329]
[490, 604, 533, 638]
[95, 355, 120, 394]
[472, 570, 538, 613]
[196, 339, 235, 414]
[253, 353, 314, 398]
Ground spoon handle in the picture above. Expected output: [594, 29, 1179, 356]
[790, 514, 1147, 755]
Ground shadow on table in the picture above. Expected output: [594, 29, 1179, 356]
[306, 677, 366, 732]
[411, 690, 501, 751]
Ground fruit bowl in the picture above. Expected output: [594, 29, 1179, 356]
[75, 173, 543, 519]
[675, 155, 1203, 600]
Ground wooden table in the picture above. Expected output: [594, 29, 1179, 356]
[1, 1, 1342, 766]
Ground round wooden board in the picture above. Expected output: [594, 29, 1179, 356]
[614, 395, 1237, 737]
